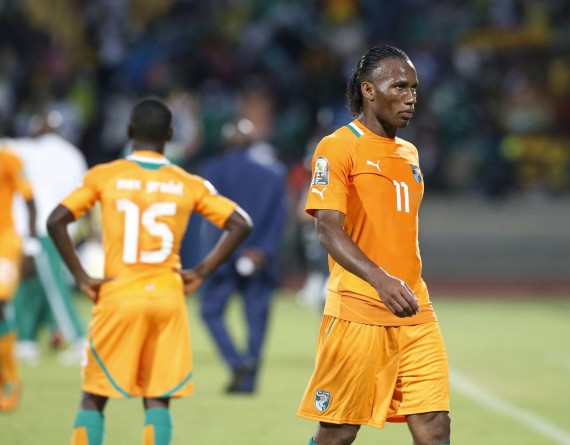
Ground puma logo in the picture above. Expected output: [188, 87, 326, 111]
[366, 160, 381, 171]
[311, 187, 326, 200]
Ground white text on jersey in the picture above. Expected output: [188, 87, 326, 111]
[146, 180, 183, 195]
[117, 179, 142, 190]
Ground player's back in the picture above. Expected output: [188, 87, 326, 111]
[67, 155, 203, 299]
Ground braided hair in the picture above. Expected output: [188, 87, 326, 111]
[346, 45, 410, 118]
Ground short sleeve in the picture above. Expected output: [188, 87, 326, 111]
[305, 135, 352, 216]
[193, 178, 238, 228]
[60, 167, 100, 220]
[6, 151, 33, 201]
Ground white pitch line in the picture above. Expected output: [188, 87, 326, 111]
[450, 369, 570, 445]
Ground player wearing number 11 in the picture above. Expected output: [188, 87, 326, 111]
[298, 45, 451, 444]
[47, 97, 252, 445]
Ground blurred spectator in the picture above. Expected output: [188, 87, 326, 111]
[0, 1, 568, 277]
[198, 115, 287, 393]
[11, 110, 88, 365]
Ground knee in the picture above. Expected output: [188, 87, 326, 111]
[433, 411, 451, 439]
[410, 411, 451, 445]
[200, 298, 222, 321]
[314, 423, 359, 445]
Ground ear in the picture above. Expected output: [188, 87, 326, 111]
[361, 81, 375, 101]
[166, 127, 174, 142]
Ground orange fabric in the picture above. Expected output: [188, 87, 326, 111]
[61, 150, 237, 301]
[83, 294, 193, 398]
[143, 425, 155, 445]
[0, 147, 33, 234]
[0, 234, 22, 300]
[59, 151, 238, 398]
[0, 333, 19, 383]
[297, 316, 449, 428]
[306, 120, 436, 326]
[71, 427, 89, 445]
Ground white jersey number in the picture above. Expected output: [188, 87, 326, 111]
[116, 199, 176, 264]
[393, 180, 410, 213]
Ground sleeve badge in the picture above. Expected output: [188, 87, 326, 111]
[311, 156, 329, 186]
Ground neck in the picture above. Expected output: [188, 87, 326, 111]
[131, 141, 164, 154]
[358, 115, 396, 139]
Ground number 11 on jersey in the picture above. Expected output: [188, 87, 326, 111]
[393, 180, 410, 213]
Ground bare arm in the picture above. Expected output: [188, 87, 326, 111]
[178, 207, 252, 294]
[25, 198, 37, 239]
[47, 204, 109, 303]
[20, 198, 39, 278]
[314, 209, 420, 318]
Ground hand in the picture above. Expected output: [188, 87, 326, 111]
[176, 269, 204, 296]
[78, 276, 113, 304]
[373, 272, 420, 318]
[241, 248, 266, 272]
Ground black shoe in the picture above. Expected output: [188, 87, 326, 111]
[226, 363, 256, 393]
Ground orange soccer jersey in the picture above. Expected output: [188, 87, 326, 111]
[60, 150, 238, 398]
[62, 150, 237, 301]
[0, 147, 33, 300]
[306, 120, 437, 326]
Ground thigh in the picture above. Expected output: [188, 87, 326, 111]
[407, 411, 451, 445]
[200, 273, 237, 316]
[142, 297, 193, 398]
[389, 322, 450, 420]
[241, 277, 274, 314]
[83, 297, 153, 398]
[297, 316, 400, 429]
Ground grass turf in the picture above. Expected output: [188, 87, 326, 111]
[1, 292, 569, 444]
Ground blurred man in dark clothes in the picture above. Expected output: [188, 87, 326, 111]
[199, 118, 287, 394]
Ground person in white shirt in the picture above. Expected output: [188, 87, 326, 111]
[11, 111, 90, 365]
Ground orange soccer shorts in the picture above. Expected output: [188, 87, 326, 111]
[0, 233, 22, 301]
[297, 315, 449, 428]
[82, 291, 193, 399]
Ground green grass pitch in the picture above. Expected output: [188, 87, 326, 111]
[1, 292, 569, 444]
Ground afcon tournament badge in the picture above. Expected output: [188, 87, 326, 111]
[312, 157, 329, 186]
[411, 165, 422, 183]
[314, 389, 331, 413]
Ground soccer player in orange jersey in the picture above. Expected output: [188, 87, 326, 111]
[0, 145, 37, 411]
[297, 45, 451, 445]
[47, 97, 252, 445]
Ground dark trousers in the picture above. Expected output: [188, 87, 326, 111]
[200, 271, 275, 390]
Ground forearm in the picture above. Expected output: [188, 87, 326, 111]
[25, 199, 37, 238]
[318, 223, 387, 288]
[46, 205, 89, 283]
[194, 208, 252, 278]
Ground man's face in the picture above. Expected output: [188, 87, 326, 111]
[362, 57, 418, 129]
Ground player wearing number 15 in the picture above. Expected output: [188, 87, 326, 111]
[298, 45, 451, 445]
[47, 97, 252, 445]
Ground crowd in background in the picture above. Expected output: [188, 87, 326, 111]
[1, 0, 570, 199]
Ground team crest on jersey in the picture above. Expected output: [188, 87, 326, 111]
[314, 389, 331, 413]
[411, 165, 422, 183]
[312, 157, 329, 186]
